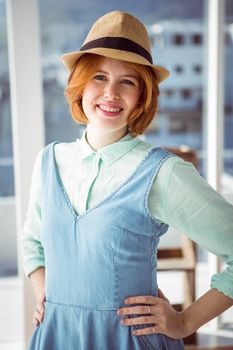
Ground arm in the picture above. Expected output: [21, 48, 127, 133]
[181, 288, 233, 336]
[20, 148, 45, 276]
[30, 267, 46, 326]
[21, 149, 46, 325]
[29, 266, 45, 303]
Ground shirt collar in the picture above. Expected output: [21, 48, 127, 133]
[78, 128, 141, 166]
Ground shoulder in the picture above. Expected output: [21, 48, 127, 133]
[53, 140, 82, 168]
[131, 138, 154, 154]
[158, 150, 196, 172]
[54, 140, 80, 156]
[33, 140, 81, 169]
[131, 138, 195, 173]
[154, 152, 199, 190]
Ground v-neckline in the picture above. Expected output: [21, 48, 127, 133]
[52, 141, 157, 221]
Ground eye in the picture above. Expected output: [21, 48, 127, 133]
[94, 74, 106, 81]
[121, 79, 135, 86]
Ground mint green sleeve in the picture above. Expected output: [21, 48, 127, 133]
[149, 156, 233, 299]
[20, 149, 45, 277]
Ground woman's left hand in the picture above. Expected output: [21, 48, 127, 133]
[117, 289, 187, 339]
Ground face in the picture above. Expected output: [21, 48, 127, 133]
[82, 57, 141, 136]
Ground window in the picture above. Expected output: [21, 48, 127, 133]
[191, 33, 202, 44]
[181, 88, 192, 99]
[174, 64, 184, 73]
[149, 35, 155, 46]
[165, 89, 175, 97]
[0, 1, 14, 197]
[0, 2, 19, 348]
[225, 32, 232, 45]
[173, 33, 185, 45]
[193, 64, 202, 73]
[168, 114, 201, 133]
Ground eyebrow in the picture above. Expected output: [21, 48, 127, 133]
[96, 70, 139, 79]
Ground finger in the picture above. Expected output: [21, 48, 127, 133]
[32, 317, 39, 327]
[117, 305, 153, 316]
[36, 302, 45, 314]
[133, 326, 159, 336]
[121, 316, 156, 326]
[125, 295, 160, 306]
[34, 309, 44, 323]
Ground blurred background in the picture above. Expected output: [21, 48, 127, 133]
[0, 0, 233, 349]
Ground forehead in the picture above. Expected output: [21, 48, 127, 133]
[96, 57, 138, 76]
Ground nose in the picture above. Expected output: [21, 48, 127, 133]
[104, 82, 119, 100]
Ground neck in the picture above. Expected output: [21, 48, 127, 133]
[85, 125, 128, 151]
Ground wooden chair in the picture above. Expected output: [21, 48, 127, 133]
[157, 146, 198, 344]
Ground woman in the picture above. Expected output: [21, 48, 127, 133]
[21, 11, 233, 350]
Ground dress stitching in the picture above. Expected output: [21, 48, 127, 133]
[46, 299, 117, 311]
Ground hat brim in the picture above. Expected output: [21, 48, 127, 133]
[61, 48, 170, 83]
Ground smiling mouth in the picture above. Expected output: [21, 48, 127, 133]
[97, 104, 123, 113]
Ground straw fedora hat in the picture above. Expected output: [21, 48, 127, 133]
[61, 11, 170, 83]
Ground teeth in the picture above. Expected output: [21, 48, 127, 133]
[99, 105, 121, 112]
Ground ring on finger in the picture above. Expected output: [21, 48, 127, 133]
[153, 326, 156, 333]
[147, 306, 151, 314]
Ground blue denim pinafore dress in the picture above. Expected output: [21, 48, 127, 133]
[28, 142, 184, 350]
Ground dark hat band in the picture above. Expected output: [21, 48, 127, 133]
[80, 37, 153, 64]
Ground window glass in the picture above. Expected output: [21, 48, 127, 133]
[0, 0, 14, 197]
[193, 64, 202, 73]
[173, 33, 185, 45]
[191, 33, 202, 44]
[145, 16, 204, 159]
[174, 64, 184, 73]
[0, 0, 18, 277]
[0, 1, 20, 347]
